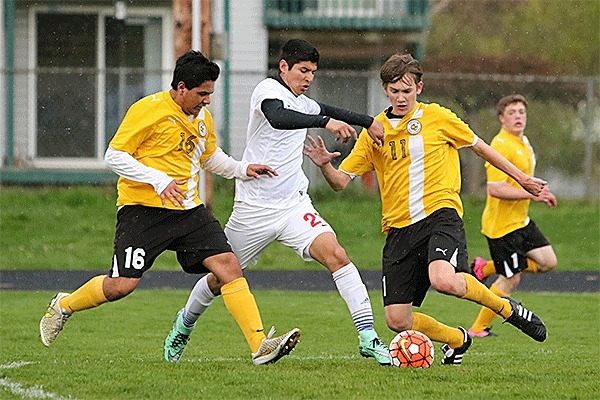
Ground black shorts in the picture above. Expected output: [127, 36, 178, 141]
[486, 219, 550, 278]
[382, 208, 469, 307]
[110, 205, 233, 278]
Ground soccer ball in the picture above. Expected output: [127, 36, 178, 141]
[389, 330, 434, 368]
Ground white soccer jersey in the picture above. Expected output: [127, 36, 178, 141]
[234, 78, 322, 209]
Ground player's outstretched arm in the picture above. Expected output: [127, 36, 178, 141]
[202, 148, 277, 180]
[324, 118, 357, 143]
[487, 182, 557, 209]
[471, 139, 546, 196]
[304, 135, 352, 191]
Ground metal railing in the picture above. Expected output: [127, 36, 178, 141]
[263, 0, 430, 30]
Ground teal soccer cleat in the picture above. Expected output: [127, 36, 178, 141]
[359, 329, 392, 366]
[164, 309, 194, 362]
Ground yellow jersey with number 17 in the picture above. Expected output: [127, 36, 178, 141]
[339, 102, 478, 233]
[481, 129, 535, 238]
[108, 91, 217, 209]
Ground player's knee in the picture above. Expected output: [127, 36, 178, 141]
[330, 245, 350, 266]
[538, 255, 558, 272]
[386, 313, 411, 332]
[429, 274, 457, 295]
[103, 277, 138, 301]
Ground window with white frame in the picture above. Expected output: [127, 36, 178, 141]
[32, 6, 170, 168]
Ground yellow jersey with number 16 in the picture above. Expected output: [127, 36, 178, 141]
[108, 91, 217, 209]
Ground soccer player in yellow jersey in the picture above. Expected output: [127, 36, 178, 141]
[304, 54, 548, 365]
[468, 94, 557, 338]
[39, 51, 300, 365]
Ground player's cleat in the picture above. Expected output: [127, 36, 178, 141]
[252, 326, 301, 365]
[470, 256, 488, 281]
[440, 327, 472, 365]
[40, 292, 71, 347]
[502, 296, 547, 342]
[164, 309, 194, 363]
[468, 327, 496, 338]
[358, 329, 392, 366]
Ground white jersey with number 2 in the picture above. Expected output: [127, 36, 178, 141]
[234, 78, 321, 209]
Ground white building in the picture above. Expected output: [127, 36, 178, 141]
[0, 0, 430, 184]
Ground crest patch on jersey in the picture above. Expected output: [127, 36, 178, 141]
[407, 120, 422, 135]
[198, 121, 207, 137]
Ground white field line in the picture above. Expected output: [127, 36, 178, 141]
[0, 362, 77, 400]
[0, 361, 37, 370]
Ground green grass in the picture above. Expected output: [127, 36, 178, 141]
[0, 290, 598, 399]
[0, 182, 598, 271]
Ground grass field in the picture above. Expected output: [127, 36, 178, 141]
[0, 182, 598, 271]
[1, 290, 598, 399]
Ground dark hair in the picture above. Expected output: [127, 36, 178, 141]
[170, 50, 220, 90]
[279, 39, 320, 69]
[496, 94, 528, 115]
[380, 53, 423, 87]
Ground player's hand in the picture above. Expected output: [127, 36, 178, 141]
[246, 164, 278, 178]
[367, 119, 384, 146]
[160, 179, 187, 207]
[520, 176, 547, 196]
[325, 118, 357, 143]
[533, 186, 557, 209]
[303, 135, 341, 167]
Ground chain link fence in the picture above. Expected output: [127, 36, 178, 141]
[5, 67, 599, 198]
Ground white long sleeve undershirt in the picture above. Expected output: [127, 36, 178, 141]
[104, 146, 251, 197]
[201, 147, 251, 180]
[104, 146, 173, 195]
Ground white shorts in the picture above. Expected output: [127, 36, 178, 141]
[224, 195, 335, 268]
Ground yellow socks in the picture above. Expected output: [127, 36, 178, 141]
[470, 284, 510, 333]
[481, 260, 496, 279]
[412, 312, 464, 349]
[460, 273, 512, 319]
[221, 277, 265, 353]
[59, 275, 108, 314]
[524, 258, 539, 273]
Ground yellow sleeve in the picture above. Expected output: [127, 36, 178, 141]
[485, 137, 511, 183]
[200, 109, 218, 162]
[109, 98, 157, 154]
[436, 105, 477, 149]
[338, 128, 375, 176]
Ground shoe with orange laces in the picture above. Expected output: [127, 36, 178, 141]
[252, 327, 301, 365]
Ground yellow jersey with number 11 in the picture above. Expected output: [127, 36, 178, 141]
[339, 102, 478, 233]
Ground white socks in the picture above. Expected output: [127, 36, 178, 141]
[182, 274, 217, 328]
[332, 263, 374, 332]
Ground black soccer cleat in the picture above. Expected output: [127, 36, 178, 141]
[502, 296, 547, 342]
[441, 327, 473, 365]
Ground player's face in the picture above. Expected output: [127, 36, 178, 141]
[176, 80, 215, 116]
[280, 60, 317, 96]
[383, 74, 423, 117]
[499, 102, 527, 136]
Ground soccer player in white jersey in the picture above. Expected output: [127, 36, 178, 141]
[165, 39, 392, 365]
[39, 51, 300, 366]
[304, 54, 548, 365]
